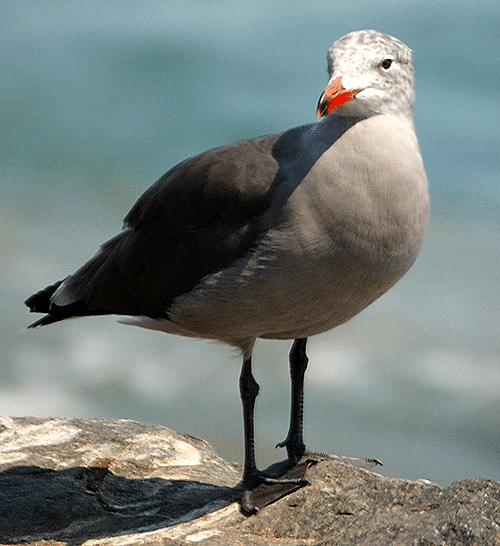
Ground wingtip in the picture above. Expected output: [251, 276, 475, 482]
[26, 315, 60, 329]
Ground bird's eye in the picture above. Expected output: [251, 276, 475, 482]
[380, 57, 394, 70]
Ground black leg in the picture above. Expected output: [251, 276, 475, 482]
[239, 349, 310, 515]
[276, 337, 308, 464]
[239, 353, 260, 483]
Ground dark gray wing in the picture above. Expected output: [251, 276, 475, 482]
[26, 134, 281, 324]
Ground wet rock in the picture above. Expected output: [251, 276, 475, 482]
[0, 416, 499, 545]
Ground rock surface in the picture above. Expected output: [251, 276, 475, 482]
[1, 416, 499, 545]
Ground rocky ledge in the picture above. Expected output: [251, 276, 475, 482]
[0, 416, 499, 545]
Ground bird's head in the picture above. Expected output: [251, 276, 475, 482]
[317, 29, 415, 119]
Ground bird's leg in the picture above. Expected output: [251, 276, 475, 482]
[239, 350, 309, 515]
[276, 338, 308, 464]
[239, 353, 260, 484]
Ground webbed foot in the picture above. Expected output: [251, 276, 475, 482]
[239, 457, 316, 516]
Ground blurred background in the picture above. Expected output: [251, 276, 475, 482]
[1, 0, 499, 484]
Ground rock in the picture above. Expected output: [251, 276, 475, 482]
[0, 416, 499, 545]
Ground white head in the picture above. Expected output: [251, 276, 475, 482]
[317, 30, 415, 119]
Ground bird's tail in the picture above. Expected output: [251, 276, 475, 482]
[25, 280, 64, 326]
[25, 278, 95, 328]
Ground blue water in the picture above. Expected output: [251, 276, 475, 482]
[1, 0, 499, 485]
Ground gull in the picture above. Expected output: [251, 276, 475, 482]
[26, 29, 429, 514]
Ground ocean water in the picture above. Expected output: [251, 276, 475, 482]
[1, 0, 499, 485]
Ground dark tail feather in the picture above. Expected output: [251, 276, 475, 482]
[25, 280, 64, 314]
[25, 278, 99, 328]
